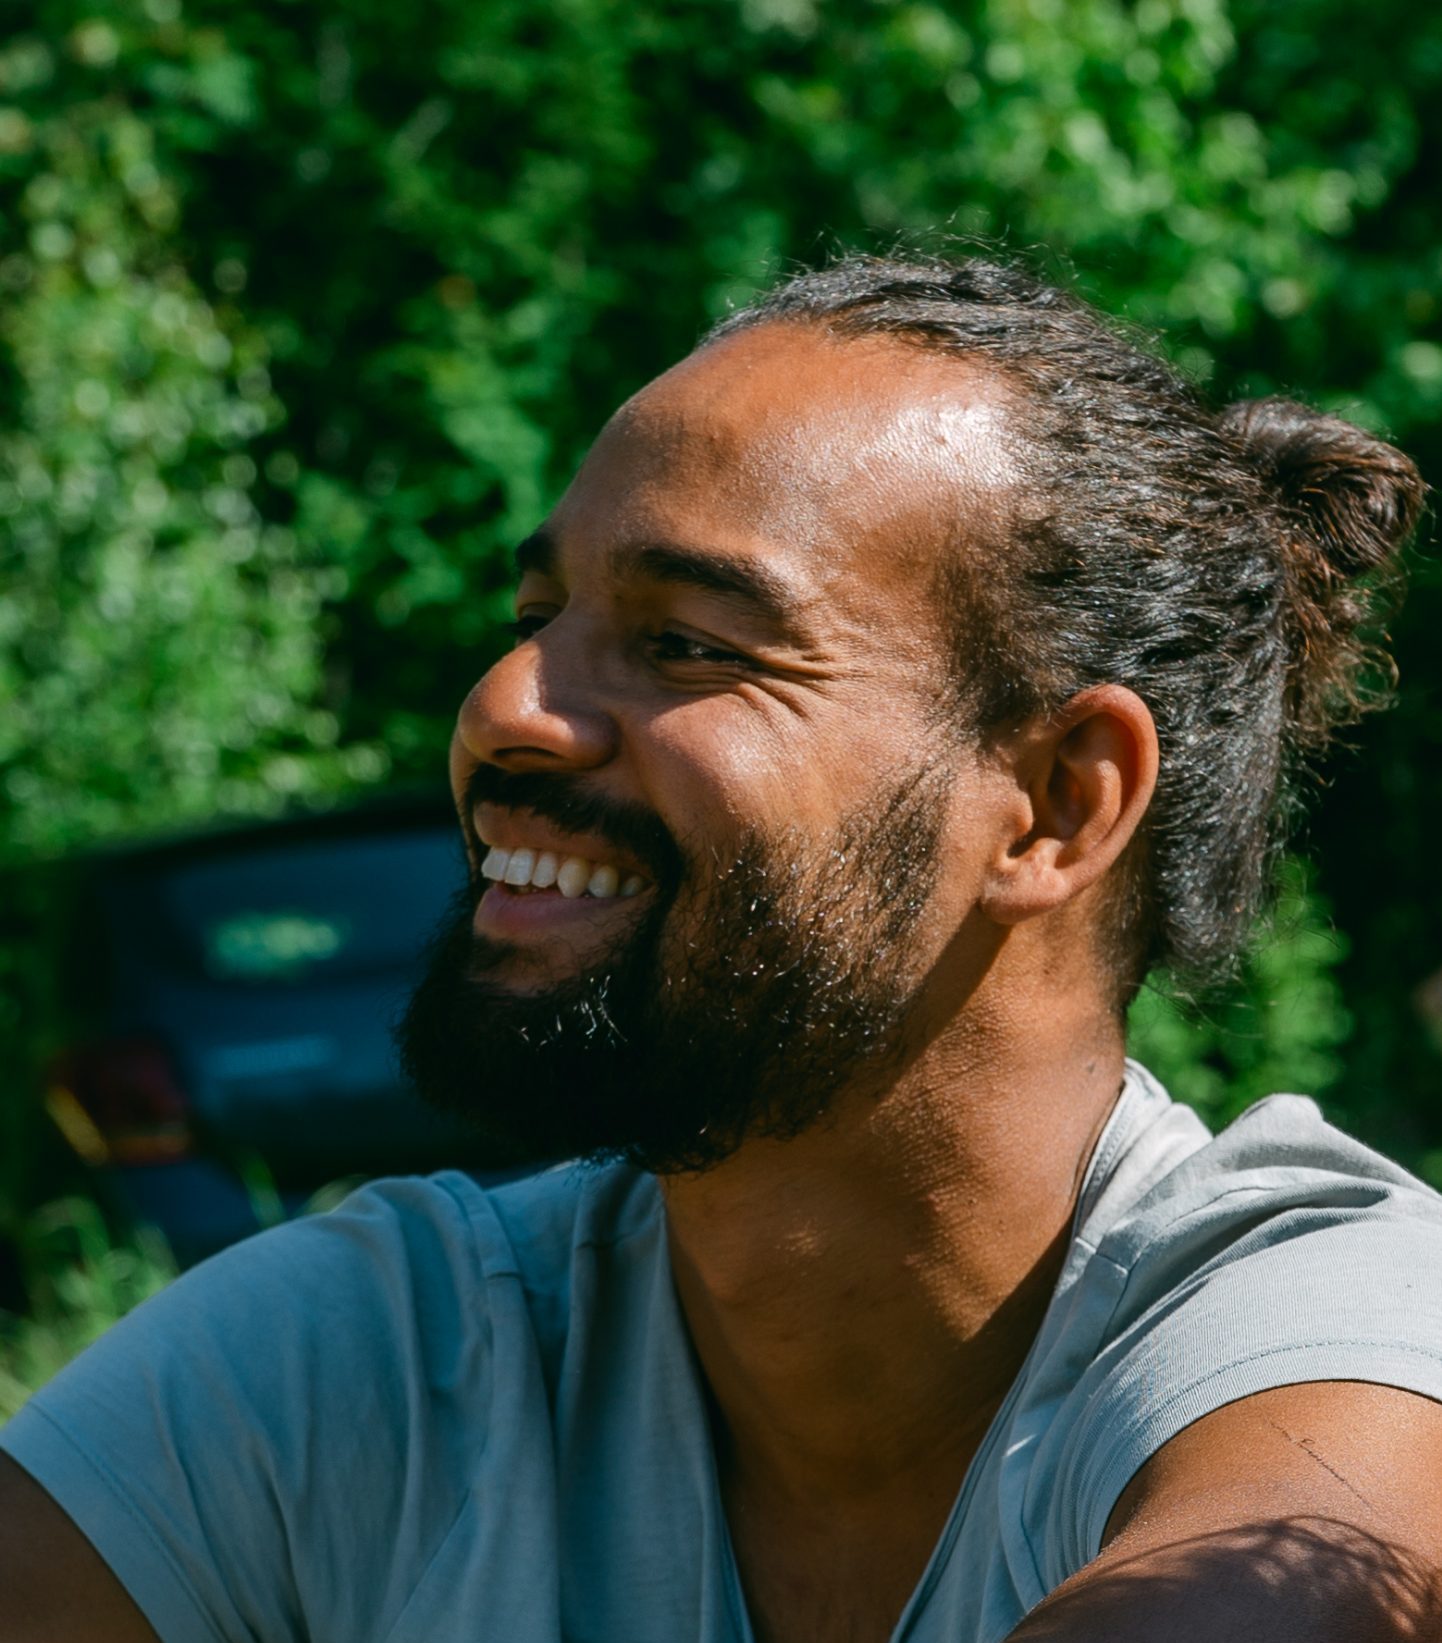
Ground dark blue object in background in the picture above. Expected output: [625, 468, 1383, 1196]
[46, 791, 535, 1268]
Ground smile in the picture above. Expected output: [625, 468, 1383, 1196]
[479, 845, 647, 901]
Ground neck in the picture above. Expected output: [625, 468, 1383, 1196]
[661, 998, 1126, 1514]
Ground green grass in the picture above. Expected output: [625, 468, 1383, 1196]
[0, 1195, 177, 1420]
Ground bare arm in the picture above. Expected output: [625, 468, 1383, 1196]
[0, 1452, 160, 1642]
[1007, 1381, 1442, 1641]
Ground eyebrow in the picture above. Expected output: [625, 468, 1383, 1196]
[514, 527, 557, 578]
[513, 526, 801, 629]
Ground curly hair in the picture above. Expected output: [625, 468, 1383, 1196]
[706, 254, 1427, 997]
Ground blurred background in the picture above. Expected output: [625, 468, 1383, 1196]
[1, 0, 1439, 1404]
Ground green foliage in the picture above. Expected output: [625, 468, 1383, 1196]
[1, 0, 1439, 1237]
[0, 1195, 176, 1418]
[1128, 860, 1353, 1132]
[0, 21, 383, 864]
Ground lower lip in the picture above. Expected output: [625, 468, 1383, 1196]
[472, 881, 648, 938]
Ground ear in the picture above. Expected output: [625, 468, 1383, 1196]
[979, 685, 1158, 927]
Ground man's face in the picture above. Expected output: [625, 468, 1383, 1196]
[399, 325, 1017, 1172]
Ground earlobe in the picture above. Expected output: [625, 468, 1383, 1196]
[981, 686, 1158, 926]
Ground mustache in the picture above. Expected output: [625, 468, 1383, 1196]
[463, 766, 684, 889]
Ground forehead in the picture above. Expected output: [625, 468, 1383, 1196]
[544, 323, 1016, 615]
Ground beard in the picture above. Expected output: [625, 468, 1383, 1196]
[397, 760, 951, 1176]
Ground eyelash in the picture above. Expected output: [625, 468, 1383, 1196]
[645, 632, 749, 667]
[506, 616, 750, 670]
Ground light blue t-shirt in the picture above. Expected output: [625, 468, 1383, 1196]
[7, 1063, 1442, 1643]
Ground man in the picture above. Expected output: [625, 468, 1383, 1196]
[3, 253, 1440, 1642]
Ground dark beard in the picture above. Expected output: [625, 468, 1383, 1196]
[397, 764, 949, 1176]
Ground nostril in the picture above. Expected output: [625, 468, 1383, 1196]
[452, 627, 620, 774]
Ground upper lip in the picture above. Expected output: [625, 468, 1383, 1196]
[471, 804, 652, 879]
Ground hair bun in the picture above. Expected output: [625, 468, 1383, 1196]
[1220, 395, 1425, 579]
[1221, 396, 1426, 752]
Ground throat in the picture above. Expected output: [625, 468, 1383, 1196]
[722, 1460, 963, 1643]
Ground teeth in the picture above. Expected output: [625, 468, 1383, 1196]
[480, 842, 646, 899]
[556, 856, 591, 899]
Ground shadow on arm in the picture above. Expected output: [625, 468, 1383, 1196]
[1011, 1514, 1442, 1641]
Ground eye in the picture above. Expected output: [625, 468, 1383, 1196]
[645, 631, 751, 668]
[506, 613, 553, 643]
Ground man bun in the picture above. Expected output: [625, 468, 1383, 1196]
[1220, 396, 1426, 752]
[1221, 396, 1423, 576]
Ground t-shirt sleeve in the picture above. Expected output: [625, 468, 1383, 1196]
[1032, 1096, 1442, 1591]
[0, 1175, 498, 1643]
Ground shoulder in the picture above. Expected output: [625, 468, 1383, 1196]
[81, 1159, 658, 1412]
[1013, 1071, 1442, 1596]
[1059, 1065, 1442, 1305]
[0, 1160, 656, 1643]
[1090, 1087, 1442, 1319]
[1, 1158, 662, 1485]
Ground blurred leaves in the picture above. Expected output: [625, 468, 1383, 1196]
[0, 1194, 176, 1417]
[1128, 860, 1354, 1132]
[0, 23, 379, 860]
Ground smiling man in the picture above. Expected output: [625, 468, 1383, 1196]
[3, 254, 1442, 1643]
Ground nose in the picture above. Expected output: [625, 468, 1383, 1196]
[452, 631, 619, 780]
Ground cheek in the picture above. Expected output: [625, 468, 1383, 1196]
[448, 735, 479, 865]
[448, 732, 473, 800]
[637, 697, 938, 843]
